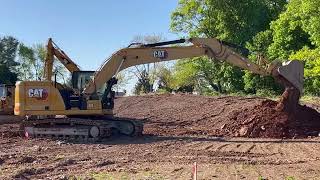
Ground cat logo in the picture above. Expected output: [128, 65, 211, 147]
[28, 88, 48, 100]
[153, 50, 167, 59]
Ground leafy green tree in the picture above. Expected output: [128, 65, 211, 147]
[0, 36, 19, 84]
[248, 0, 320, 95]
[172, 59, 198, 90]
[17, 43, 36, 80]
[0, 36, 19, 67]
[17, 43, 46, 81]
[244, 30, 283, 94]
[153, 64, 175, 92]
[171, 0, 286, 44]
[133, 69, 153, 95]
[0, 65, 17, 84]
[170, 0, 287, 94]
[243, 0, 319, 94]
[267, 0, 313, 60]
[17, 43, 68, 82]
[173, 57, 244, 94]
[290, 47, 320, 95]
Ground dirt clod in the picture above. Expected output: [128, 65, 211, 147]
[96, 160, 115, 167]
[239, 126, 249, 137]
[19, 156, 36, 164]
[57, 159, 76, 167]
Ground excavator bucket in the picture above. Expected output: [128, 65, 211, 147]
[277, 60, 304, 94]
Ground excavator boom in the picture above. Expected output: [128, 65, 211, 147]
[84, 38, 303, 95]
[44, 38, 81, 81]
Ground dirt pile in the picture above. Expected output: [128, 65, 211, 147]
[229, 100, 320, 138]
[114, 94, 320, 138]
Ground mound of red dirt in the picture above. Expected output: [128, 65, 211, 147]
[114, 94, 320, 138]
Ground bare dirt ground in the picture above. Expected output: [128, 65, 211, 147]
[0, 94, 320, 179]
[116, 94, 320, 138]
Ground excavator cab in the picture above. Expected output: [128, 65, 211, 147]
[57, 71, 93, 110]
[60, 71, 115, 110]
[71, 71, 95, 92]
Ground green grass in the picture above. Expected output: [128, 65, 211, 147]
[285, 176, 296, 180]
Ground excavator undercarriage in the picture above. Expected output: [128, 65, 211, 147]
[21, 117, 143, 141]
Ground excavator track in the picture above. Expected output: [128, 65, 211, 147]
[20, 117, 143, 142]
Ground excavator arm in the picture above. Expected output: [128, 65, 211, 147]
[44, 38, 81, 81]
[84, 37, 303, 96]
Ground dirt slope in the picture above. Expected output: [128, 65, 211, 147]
[115, 94, 320, 138]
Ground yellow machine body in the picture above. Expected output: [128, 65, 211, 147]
[14, 81, 111, 117]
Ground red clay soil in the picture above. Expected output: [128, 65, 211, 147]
[114, 94, 320, 138]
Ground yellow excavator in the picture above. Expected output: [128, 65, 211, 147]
[14, 38, 304, 140]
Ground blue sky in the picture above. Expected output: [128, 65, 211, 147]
[0, 0, 179, 92]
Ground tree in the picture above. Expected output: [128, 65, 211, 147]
[133, 69, 153, 95]
[173, 57, 245, 94]
[0, 36, 19, 84]
[0, 36, 19, 67]
[170, 0, 287, 94]
[172, 59, 198, 91]
[171, 0, 286, 44]
[17, 43, 68, 83]
[17, 43, 36, 80]
[0, 65, 17, 84]
[244, 30, 283, 94]
[152, 64, 175, 93]
[267, 0, 314, 60]
[290, 47, 320, 95]
[247, 0, 320, 95]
